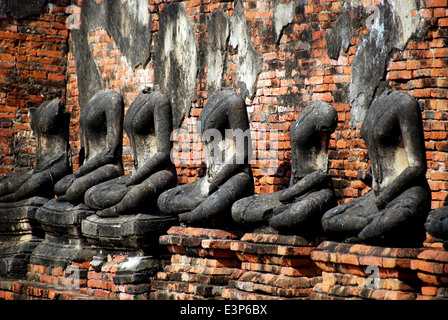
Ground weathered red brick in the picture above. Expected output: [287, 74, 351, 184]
[427, 0, 448, 8]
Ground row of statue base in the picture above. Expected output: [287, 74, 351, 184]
[0, 225, 446, 300]
[0, 87, 447, 278]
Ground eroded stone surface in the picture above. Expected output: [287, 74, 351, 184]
[326, 0, 425, 128]
[229, 0, 262, 99]
[71, 0, 151, 109]
[322, 91, 430, 247]
[206, 10, 230, 96]
[232, 101, 337, 236]
[154, 2, 198, 128]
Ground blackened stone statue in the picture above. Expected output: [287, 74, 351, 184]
[54, 90, 125, 203]
[81, 88, 178, 251]
[426, 203, 448, 250]
[232, 100, 338, 237]
[31, 90, 124, 268]
[0, 98, 71, 276]
[322, 90, 431, 247]
[157, 88, 254, 227]
[0, 99, 71, 202]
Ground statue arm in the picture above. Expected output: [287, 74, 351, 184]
[34, 153, 66, 173]
[74, 100, 124, 178]
[208, 101, 251, 194]
[126, 99, 173, 186]
[279, 170, 332, 203]
[0, 169, 54, 202]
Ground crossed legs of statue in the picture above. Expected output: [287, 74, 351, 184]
[84, 169, 176, 216]
[158, 171, 253, 225]
[322, 186, 430, 246]
[269, 188, 336, 230]
[232, 187, 336, 234]
[54, 164, 122, 204]
[0, 172, 34, 200]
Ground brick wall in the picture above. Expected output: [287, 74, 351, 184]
[386, 1, 448, 209]
[2, 0, 448, 213]
[0, 1, 69, 174]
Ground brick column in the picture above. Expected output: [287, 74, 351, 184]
[151, 226, 243, 300]
[411, 245, 448, 300]
[310, 241, 423, 300]
[223, 233, 321, 300]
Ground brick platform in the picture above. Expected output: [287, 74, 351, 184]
[27, 261, 90, 289]
[150, 226, 243, 300]
[411, 244, 448, 300]
[0, 277, 103, 300]
[222, 233, 321, 300]
[1, 234, 447, 300]
[310, 241, 423, 300]
[26, 253, 164, 300]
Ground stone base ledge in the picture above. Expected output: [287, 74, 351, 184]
[25, 253, 165, 300]
[226, 232, 321, 300]
[309, 241, 423, 300]
[151, 226, 242, 300]
[2, 228, 448, 301]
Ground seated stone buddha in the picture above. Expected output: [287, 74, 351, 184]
[53, 90, 125, 203]
[0, 98, 71, 203]
[426, 202, 448, 250]
[232, 100, 338, 237]
[31, 90, 124, 267]
[81, 87, 178, 251]
[84, 87, 177, 217]
[0, 98, 71, 276]
[157, 88, 254, 227]
[321, 90, 431, 247]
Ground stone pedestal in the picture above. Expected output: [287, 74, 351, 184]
[310, 241, 422, 300]
[81, 213, 178, 254]
[222, 233, 321, 300]
[0, 197, 48, 276]
[151, 226, 243, 300]
[79, 213, 179, 300]
[30, 199, 97, 269]
[411, 245, 448, 300]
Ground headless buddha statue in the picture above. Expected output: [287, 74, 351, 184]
[53, 90, 124, 204]
[0, 98, 71, 276]
[157, 88, 254, 227]
[84, 87, 177, 216]
[30, 90, 124, 267]
[232, 100, 338, 236]
[322, 90, 431, 247]
[0, 98, 71, 202]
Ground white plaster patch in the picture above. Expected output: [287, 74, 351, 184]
[229, 0, 262, 98]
